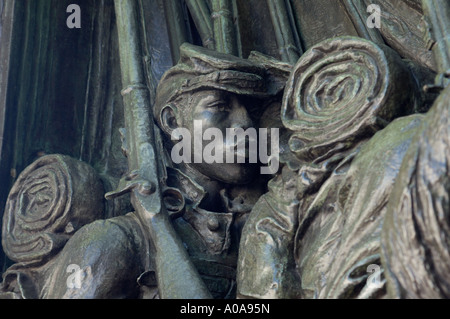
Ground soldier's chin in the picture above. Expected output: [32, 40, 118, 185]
[195, 162, 258, 185]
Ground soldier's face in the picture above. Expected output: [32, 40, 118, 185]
[182, 89, 259, 184]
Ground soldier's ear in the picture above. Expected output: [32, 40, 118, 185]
[160, 104, 180, 136]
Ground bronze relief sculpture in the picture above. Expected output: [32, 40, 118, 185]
[0, 0, 448, 299]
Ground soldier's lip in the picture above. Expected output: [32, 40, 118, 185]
[232, 146, 250, 159]
[213, 144, 250, 160]
[232, 138, 253, 159]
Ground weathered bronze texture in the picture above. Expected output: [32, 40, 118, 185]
[0, 0, 448, 299]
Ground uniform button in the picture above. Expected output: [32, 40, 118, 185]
[207, 218, 220, 231]
[190, 191, 198, 199]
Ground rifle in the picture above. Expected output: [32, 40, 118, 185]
[106, 0, 211, 299]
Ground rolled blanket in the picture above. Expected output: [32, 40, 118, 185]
[281, 36, 417, 163]
[2, 155, 105, 263]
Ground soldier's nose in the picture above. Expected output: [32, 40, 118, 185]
[229, 97, 253, 129]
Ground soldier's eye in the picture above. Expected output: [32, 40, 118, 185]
[218, 104, 228, 112]
[207, 100, 229, 112]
